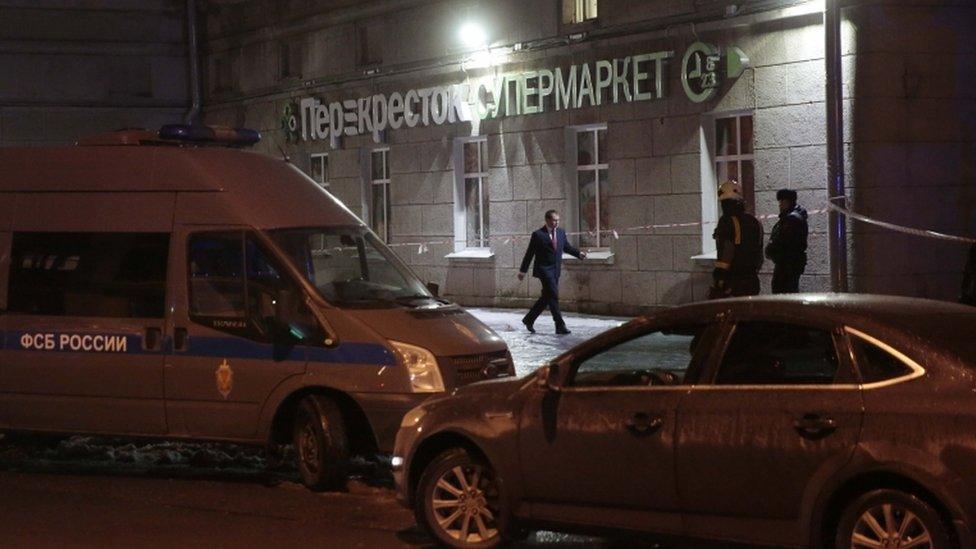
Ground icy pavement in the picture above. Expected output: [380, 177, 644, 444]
[468, 307, 632, 376]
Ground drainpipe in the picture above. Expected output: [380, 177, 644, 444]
[825, 0, 848, 292]
[183, 0, 202, 125]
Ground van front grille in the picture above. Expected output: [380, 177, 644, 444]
[447, 350, 512, 386]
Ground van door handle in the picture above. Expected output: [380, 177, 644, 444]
[173, 327, 188, 352]
[624, 412, 664, 437]
[144, 327, 162, 351]
[793, 413, 838, 440]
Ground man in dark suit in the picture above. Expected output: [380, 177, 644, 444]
[518, 209, 586, 334]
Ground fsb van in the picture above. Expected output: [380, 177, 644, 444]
[0, 126, 512, 489]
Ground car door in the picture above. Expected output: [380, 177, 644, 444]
[2, 231, 170, 434]
[675, 319, 863, 546]
[517, 321, 717, 533]
[164, 227, 313, 441]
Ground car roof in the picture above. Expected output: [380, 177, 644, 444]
[657, 293, 976, 362]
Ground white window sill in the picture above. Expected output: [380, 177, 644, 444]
[445, 249, 495, 261]
[564, 251, 614, 264]
[691, 251, 716, 268]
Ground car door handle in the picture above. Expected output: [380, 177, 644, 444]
[793, 414, 838, 440]
[625, 413, 664, 437]
[173, 327, 188, 352]
[144, 327, 162, 351]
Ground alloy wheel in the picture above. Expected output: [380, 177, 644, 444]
[429, 464, 500, 544]
[851, 503, 932, 549]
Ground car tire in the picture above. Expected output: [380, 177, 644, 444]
[416, 448, 504, 549]
[835, 488, 951, 549]
[292, 395, 348, 491]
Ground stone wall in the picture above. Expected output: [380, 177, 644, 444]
[0, 1, 189, 146]
[844, 2, 976, 300]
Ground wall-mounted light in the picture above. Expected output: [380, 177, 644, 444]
[459, 21, 488, 49]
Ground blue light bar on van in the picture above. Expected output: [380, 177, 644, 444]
[158, 124, 261, 146]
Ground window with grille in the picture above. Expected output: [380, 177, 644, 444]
[563, 0, 598, 24]
[575, 125, 609, 248]
[715, 114, 755, 213]
[310, 153, 328, 188]
[459, 138, 489, 248]
[370, 148, 391, 242]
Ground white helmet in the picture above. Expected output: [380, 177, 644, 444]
[718, 179, 744, 201]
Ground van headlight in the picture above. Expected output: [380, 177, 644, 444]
[391, 340, 444, 393]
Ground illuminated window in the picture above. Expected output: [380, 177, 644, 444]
[370, 148, 391, 242]
[563, 0, 598, 24]
[714, 114, 755, 213]
[309, 153, 328, 188]
[574, 125, 609, 248]
[456, 138, 489, 248]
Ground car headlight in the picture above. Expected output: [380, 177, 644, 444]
[400, 406, 427, 428]
[391, 340, 444, 393]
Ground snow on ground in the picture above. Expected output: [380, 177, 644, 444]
[468, 307, 631, 376]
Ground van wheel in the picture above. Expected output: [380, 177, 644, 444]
[835, 489, 950, 549]
[292, 395, 348, 490]
[416, 448, 503, 549]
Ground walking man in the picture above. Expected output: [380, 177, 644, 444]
[709, 179, 764, 299]
[518, 209, 586, 334]
[765, 188, 809, 293]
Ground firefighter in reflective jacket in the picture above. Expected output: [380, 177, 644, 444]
[709, 179, 764, 299]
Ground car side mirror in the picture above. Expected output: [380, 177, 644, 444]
[426, 282, 440, 297]
[536, 363, 562, 391]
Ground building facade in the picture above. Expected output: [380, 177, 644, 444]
[200, 0, 975, 315]
[0, 1, 189, 147]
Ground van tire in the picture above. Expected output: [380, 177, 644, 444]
[292, 395, 348, 491]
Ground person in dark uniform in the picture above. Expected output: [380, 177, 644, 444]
[709, 179, 764, 299]
[518, 209, 586, 334]
[765, 188, 809, 294]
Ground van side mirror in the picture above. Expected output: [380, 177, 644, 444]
[536, 363, 562, 391]
[426, 282, 440, 297]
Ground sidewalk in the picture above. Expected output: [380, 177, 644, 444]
[467, 308, 631, 377]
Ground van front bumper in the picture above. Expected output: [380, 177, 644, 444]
[352, 392, 435, 453]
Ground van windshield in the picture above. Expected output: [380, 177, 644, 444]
[270, 227, 433, 307]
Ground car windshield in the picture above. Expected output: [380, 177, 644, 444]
[270, 227, 432, 307]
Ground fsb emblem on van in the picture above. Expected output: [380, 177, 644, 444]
[215, 359, 234, 399]
[0, 124, 513, 491]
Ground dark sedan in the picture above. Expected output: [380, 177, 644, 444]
[392, 294, 976, 549]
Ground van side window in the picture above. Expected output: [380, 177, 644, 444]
[8, 232, 169, 318]
[188, 231, 320, 343]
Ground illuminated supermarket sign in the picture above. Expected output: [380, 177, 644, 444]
[282, 42, 748, 146]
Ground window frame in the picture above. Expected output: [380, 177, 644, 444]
[558, 321, 720, 392]
[568, 123, 609, 250]
[367, 148, 391, 242]
[185, 229, 314, 343]
[698, 110, 755, 258]
[452, 136, 490, 251]
[562, 0, 599, 26]
[7, 231, 170, 319]
[310, 152, 329, 188]
[698, 318, 858, 389]
[844, 326, 926, 389]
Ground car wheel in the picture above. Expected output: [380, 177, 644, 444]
[835, 489, 951, 549]
[292, 395, 348, 490]
[416, 448, 503, 548]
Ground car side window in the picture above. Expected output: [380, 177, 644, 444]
[571, 325, 706, 388]
[850, 335, 914, 383]
[9, 232, 169, 318]
[715, 322, 841, 385]
[188, 231, 320, 343]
